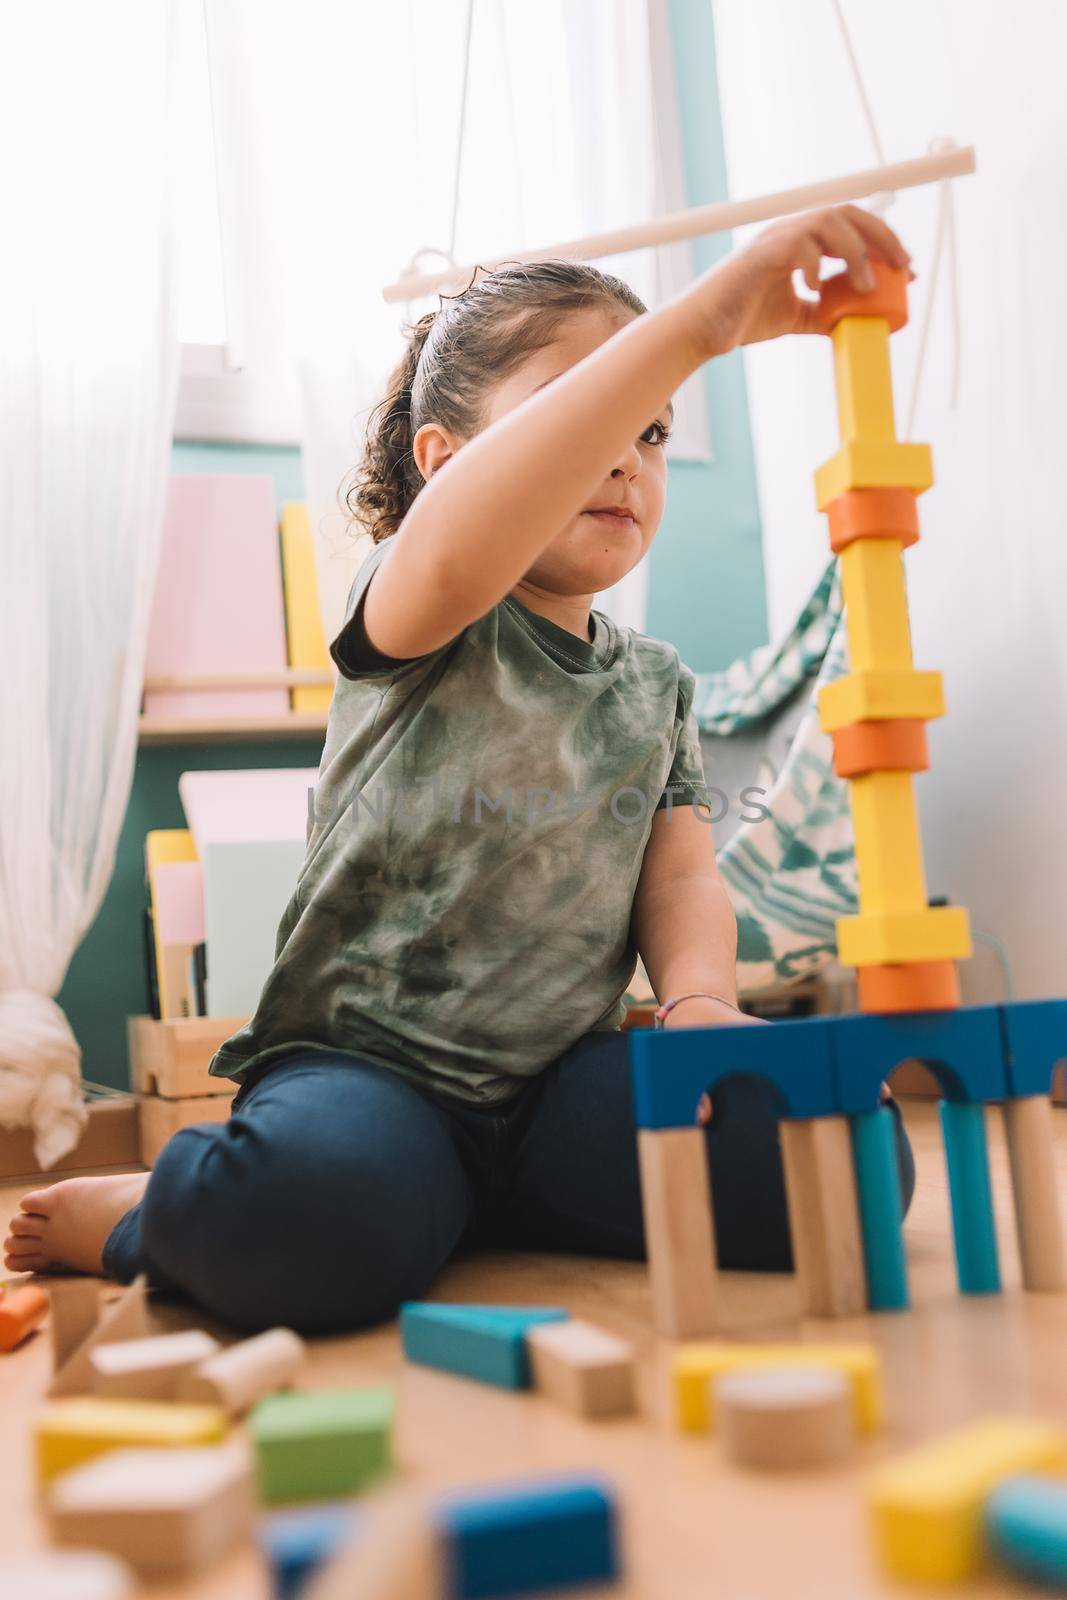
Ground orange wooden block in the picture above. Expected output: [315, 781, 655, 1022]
[832, 719, 929, 778]
[816, 259, 909, 335]
[858, 961, 961, 1014]
[0, 1283, 49, 1351]
[826, 488, 920, 554]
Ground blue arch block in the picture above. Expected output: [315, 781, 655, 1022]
[999, 998, 1067, 1097]
[830, 1004, 1007, 1114]
[629, 1016, 838, 1129]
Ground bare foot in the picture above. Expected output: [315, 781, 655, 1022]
[3, 1173, 150, 1276]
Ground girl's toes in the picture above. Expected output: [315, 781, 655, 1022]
[19, 1187, 53, 1216]
[8, 1214, 44, 1238]
[4, 1233, 43, 1257]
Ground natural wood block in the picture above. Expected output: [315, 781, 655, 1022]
[128, 1014, 247, 1098]
[5, 1549, 136, 1598]
[90, 1330, 220, 1401]
[49, 1277, 150, 1399]
[139, 1092, 233, 1167]
[526, 1319, 636, 1419]
[304, 1489, 442, 1599]
[780, 1117, 867, 1318]
[47, 1442, 253, 1577]
[716, 1365, 855, 1470]
[0, 1099, 140, 1182]
[1002, 1096, 1067, 1292]
[637, 1128, 719, 1339]
[176, 1326, 305, 1415]
[36, 1396, 228, 1482]
[50, 1279, 102, 1372]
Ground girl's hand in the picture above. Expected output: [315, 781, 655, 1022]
[658, 998, 769, 1127]
[688, 204, 912, 355]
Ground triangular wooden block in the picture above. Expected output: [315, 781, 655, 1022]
[49, 1276, 150, 1399]
[399, 1303, 568, 1389]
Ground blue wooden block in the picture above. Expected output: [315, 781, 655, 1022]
[436, 1473, 619, 1598]
[940, 1099, 1001, 1295]
[629, 1016, 837, 1129]
[830, 1005, 1007, 1114]
[400, 1304, 569, 1389]
[999, 998, 1067, 1098]
[986, 1474, 1067, 1586]
[258, 1502, 357, 1599]
[851, 1107, 909, 1311]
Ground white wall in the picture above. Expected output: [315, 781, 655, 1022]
[712, 0, 1067, 1000]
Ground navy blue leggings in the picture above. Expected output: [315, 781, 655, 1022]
[103, 1031, 916, 1334]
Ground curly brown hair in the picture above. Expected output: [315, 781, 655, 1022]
[343, 259, 647, 544]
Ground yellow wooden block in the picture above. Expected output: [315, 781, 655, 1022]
[279, 502, 332, 715]
[850, 772, 928, 917]
[832, 317, 896, 442]
[36, 1397, 227, 1482]
[839, 539, 913, 671]
[674, 1343, 882, 1435]
[868, 1417, 1067, 1583]
[837, 905, 972, 967]
[815, 440, 933, 509]
[818, 668, 944, 732]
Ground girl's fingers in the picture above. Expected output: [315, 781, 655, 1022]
[811, 210, 876, 291]
[839, 203, 912, 268]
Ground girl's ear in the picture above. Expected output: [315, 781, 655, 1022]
[413, 420, 461, 484]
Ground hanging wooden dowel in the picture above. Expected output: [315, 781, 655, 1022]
[382, 144, 976, 303]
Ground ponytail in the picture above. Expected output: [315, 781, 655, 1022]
[344, 309, 438, 545]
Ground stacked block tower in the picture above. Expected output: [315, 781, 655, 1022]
[629, 260, 1067, 1338]
[813, 260, 969, 1015]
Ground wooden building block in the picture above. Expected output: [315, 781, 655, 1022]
[280, 502, 333, 714]
[986, 1474, 1067, 1589]
[836, 904, 972, 968]
[815, 438, 933, 510]
[250, 1386, 393, 1504]
[50, 1279, 101, 1372]
[526, 1319, 636, 1419]
[832, 717, 929, 779]
[90, 1329, 220, 1400]
[36, 1396, 227, 1482]
[851, 1107, 910, 1311]
[435, 1474, 620, 1599]
[849, 771, 927, 918]
[128, 1013, 248, 1098]
[839, 538, 913, 671]
[399, 1303, 568, 1389]
[0, 1282, 49, 1351]
[139, 1091, 233, 1167]
[636, 1127, 719, 1339]
[825, 486, 920, 554]
[716, 1365, 855, 1470]
[1002, 1095, 1067, 1291]
[816, 259, 910, 335]
[674, 1342, 882, 1435]
[831, 316, 896, 442]
[47, 1442, 253, 1577]
[50, 1276, 150, 1399]
[780, 1116, 867, 1318]
[259, 1501, 358, 1599]
[940, 1100, 1002, 1295]
[304, 1491, 442, 1600]
[856, 959, 960, 1014]
[818, 666, 944, 732]
[5, 1549, 136, 1598]
[868, 1417, 1067, 1583]
[176, 1325, 305, 1415]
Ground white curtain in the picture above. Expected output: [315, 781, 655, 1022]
[200, 0, 707, 641]
[0, 2, 180, 1165]
[711, 0, 1067, 1002]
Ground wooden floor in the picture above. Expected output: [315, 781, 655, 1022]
[5, 1100, 1067, 1598]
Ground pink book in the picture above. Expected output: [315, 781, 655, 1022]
[144, 475, 288, 718]
[151, 861, 206, 946]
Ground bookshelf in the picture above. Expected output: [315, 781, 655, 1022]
[138, 669, 332, 746]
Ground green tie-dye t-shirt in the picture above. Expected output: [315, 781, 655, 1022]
[209, 539, 710, 1104]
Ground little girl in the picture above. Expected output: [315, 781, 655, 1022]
[6, 205, 915, 1332]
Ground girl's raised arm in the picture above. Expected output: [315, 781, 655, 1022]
[362, 204, 909, 663]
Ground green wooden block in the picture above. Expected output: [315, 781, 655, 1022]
[250, 1386, 394, 1504]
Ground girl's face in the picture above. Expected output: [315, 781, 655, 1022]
[418, 305, 672, 600]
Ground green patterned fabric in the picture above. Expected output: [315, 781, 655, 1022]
[693, 560, 858, 994]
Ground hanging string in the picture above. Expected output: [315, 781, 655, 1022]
[398, 0, 477, 318]
[905, 140, 962, 437]
[829, 0, 894, 214]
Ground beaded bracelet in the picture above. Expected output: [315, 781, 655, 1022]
[653, 991, 744, 1029]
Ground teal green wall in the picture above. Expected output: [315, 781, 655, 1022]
[649, 0, 766, 671]
[60, 0, 765, 1089]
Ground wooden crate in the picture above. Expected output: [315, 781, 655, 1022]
[127, 1014, 248, 1098]
[139, 1092, 235, 1168]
